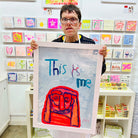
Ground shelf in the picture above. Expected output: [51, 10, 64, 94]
[97, 114, 104, 119]
[105, 117, 129, 120]
[26, 88, 135, 138]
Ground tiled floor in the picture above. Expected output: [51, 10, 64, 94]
[1, 125, 138, 138]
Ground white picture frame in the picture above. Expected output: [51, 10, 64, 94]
[33, 42, 103, 134]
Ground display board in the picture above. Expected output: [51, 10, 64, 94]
[42, 0, 80, 8]
[33, 42, 103, 134]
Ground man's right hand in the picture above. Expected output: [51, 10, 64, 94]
[31, 40, 38, 50]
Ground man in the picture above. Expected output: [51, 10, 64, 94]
[31, 5, 107, 74]
[31, 4, 107, 138]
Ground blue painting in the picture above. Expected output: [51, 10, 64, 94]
[89, 34, 100, 44]
[123, 35, 134, 45]
[25, 18, 36, 28]
[8, 73, 17, 82]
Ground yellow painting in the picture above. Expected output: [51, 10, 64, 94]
[46, 0, 78, 5]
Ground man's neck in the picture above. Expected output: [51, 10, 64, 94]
[65, 34, 79, 43]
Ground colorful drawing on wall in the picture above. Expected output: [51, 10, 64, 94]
[8, 73, 17, 82]
[37, 17, 47, 28]
[27, 59, 34, 70]
[6, 59, 16, 69]
[42, 86, 80, 127]
[122, 62, 132, 72]
[101, 34, 112, 45]
[28, 72, 33, 82]
[105, 48, 112, 59]
[24, 32, 35, 43]
[112, 34, 122, 45]
[81, 20, 91, 30]
[114, 20, 125, 31]
[92, 20, 103, 30]
[123, 35, 134, 45]
[48, 18, 58, 29]
[13, 32, 23, 43]
[110, 75, 120, 83]
[103, 20, 114, 31]
[106, 61, 111, 72]
[35, 33, 46, 42]
[112, 49, 123, 59]
[2, 32, 13, 43]
[120, 75, 130, 86]
[2, 16, 13, 28]
[15, 46, 26, 56]
[33, 42, 103, 134]
[123, 49, 134, 59]
[16, 59, 26, 70]
[43, 0, 79, 8]
[17, 72, 27, 82]
[14, 17, 25, 28]
[101, 74, 110, 83]
[89, 34, 100, 44]
[27, 46, 33, 57]
[25, 18, 36, 28]
[126, 21, 137, 32]
[111, 61, 122, 72]
[5, 46, 15, 56]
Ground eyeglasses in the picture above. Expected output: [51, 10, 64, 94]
[61, 17, 79, 24]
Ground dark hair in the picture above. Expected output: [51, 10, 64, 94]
[60, 4, 81, 22]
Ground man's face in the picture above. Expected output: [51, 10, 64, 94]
[61, 10, 81, 37]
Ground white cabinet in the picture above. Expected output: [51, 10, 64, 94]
[0, 78, 10, 136]
[26, 88, 135, 138]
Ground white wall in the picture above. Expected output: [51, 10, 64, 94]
[0, 0, 138, 123]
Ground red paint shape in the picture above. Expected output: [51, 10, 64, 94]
[42, 86, 81, 127]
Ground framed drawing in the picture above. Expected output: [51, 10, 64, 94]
[42, 0, 80, 8]
[33, 42, 103, 134]
[101, 0, 136, 3]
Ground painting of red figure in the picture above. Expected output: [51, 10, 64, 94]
[42, 86, 80, 127]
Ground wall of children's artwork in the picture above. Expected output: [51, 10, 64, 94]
[0, 0, 138, 132]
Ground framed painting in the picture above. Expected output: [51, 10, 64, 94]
[101, 0, 136, 3]
[42, 0, 80, 8]
[33, 42, 103, 134]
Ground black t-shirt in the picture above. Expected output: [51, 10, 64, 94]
[52, 34, 106, 74]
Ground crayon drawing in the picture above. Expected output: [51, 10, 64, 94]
[126, 21, 137, 32]
[43, 0, 79, 8]
[114, 20, 125, 31]
[48, 18, 58, 29]
[5, 46, 15, 56]
[122, 62, 132, 72]
[25, 18, 36, 28]
[27, 46, 33, 57]
[16, 46, 26, 56]
[2, 32, 13, 43]
[14, 17, 25, 28]
[81, 20, 91, 30]
[92, 20, 103, 30]
[13, 32, 23, 43]
[8, 73, 17, 82]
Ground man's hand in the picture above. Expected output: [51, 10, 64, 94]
[31, 40, 38, 50]
[99, 45, 107, 59]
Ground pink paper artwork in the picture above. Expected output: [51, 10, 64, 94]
[5, 46, 15, 56]
[16, 46, 26, 56]
[48, 18, 58, 29]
